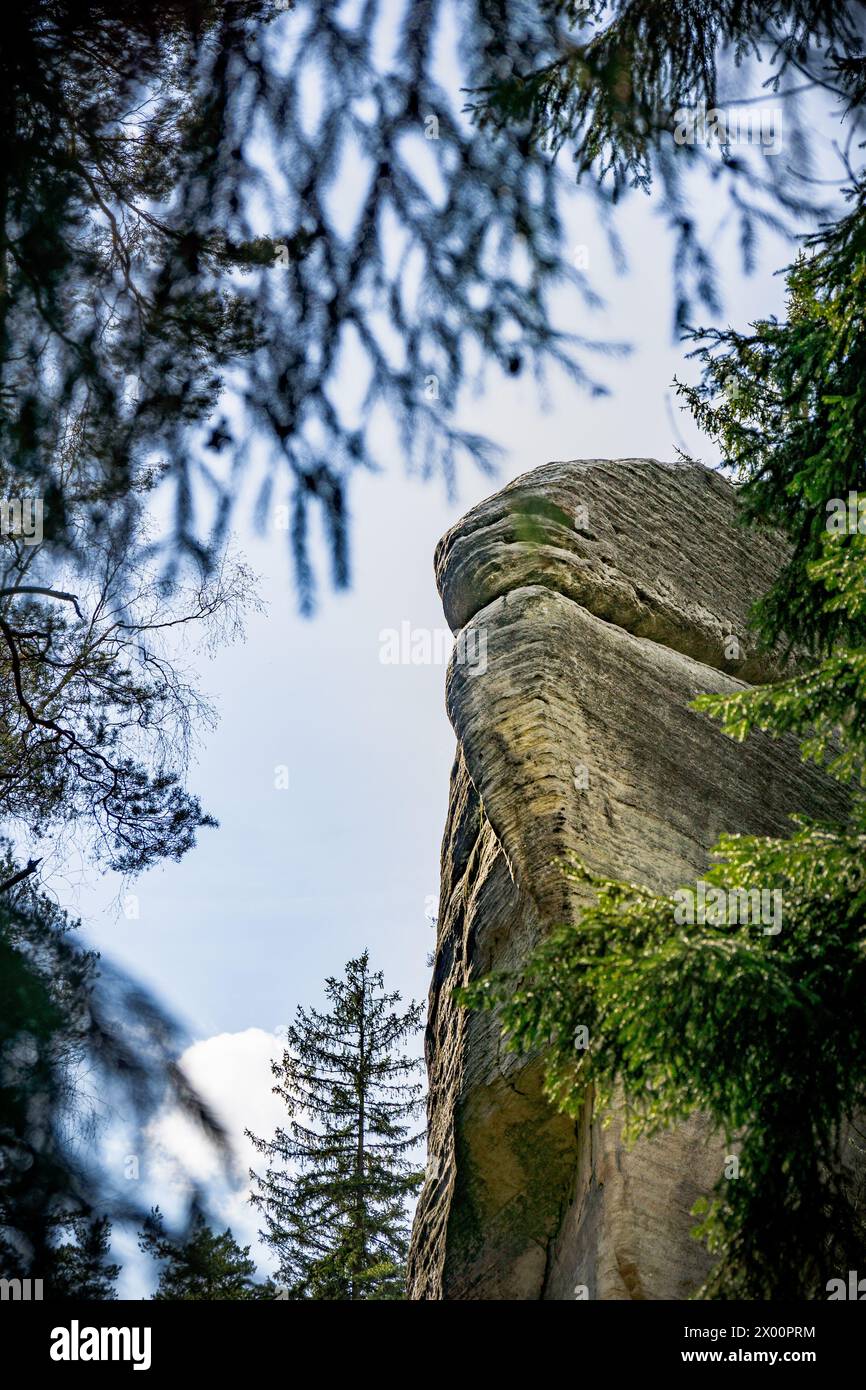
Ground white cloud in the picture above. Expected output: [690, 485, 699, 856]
[145, 1027, 288, 1271]
[176, 1026, 286, 1167]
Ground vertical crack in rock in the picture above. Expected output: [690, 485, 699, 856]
[408, 458, 849, 1301]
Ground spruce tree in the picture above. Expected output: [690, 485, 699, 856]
[46, 1216, 120, 1301]
[247, 952, 424, 1300]
[139, 1208, 274, 1301]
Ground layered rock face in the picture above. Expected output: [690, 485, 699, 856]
[408, 458, 848, 1301]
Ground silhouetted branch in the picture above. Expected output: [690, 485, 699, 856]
[0, 856, 42, 893]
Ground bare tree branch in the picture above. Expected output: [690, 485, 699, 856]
[0, 586, 84, 620]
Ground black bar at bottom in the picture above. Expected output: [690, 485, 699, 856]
[3, 1297, 862, 1376]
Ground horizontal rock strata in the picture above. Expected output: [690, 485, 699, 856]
[408, 458, 849, 1301]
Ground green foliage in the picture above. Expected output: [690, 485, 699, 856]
[0, 849, 229, 1282]
[461, 839, 866, 1300]
[139, 1208, 274, 1300]
[677, 189, 866, 654]
[696, 535, 866, 786]
[248, 951, 424, 1300]
[45, 1216, 120, 1301]
[467, 1, 858, 327]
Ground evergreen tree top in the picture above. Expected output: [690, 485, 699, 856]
[248, 950, 424, 1300]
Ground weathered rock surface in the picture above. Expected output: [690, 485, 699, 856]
[408, 458, 849, 1301]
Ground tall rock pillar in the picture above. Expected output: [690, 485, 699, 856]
[408, 458, 847, 1301]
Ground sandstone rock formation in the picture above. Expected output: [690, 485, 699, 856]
[408, 458, 848, 1301]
